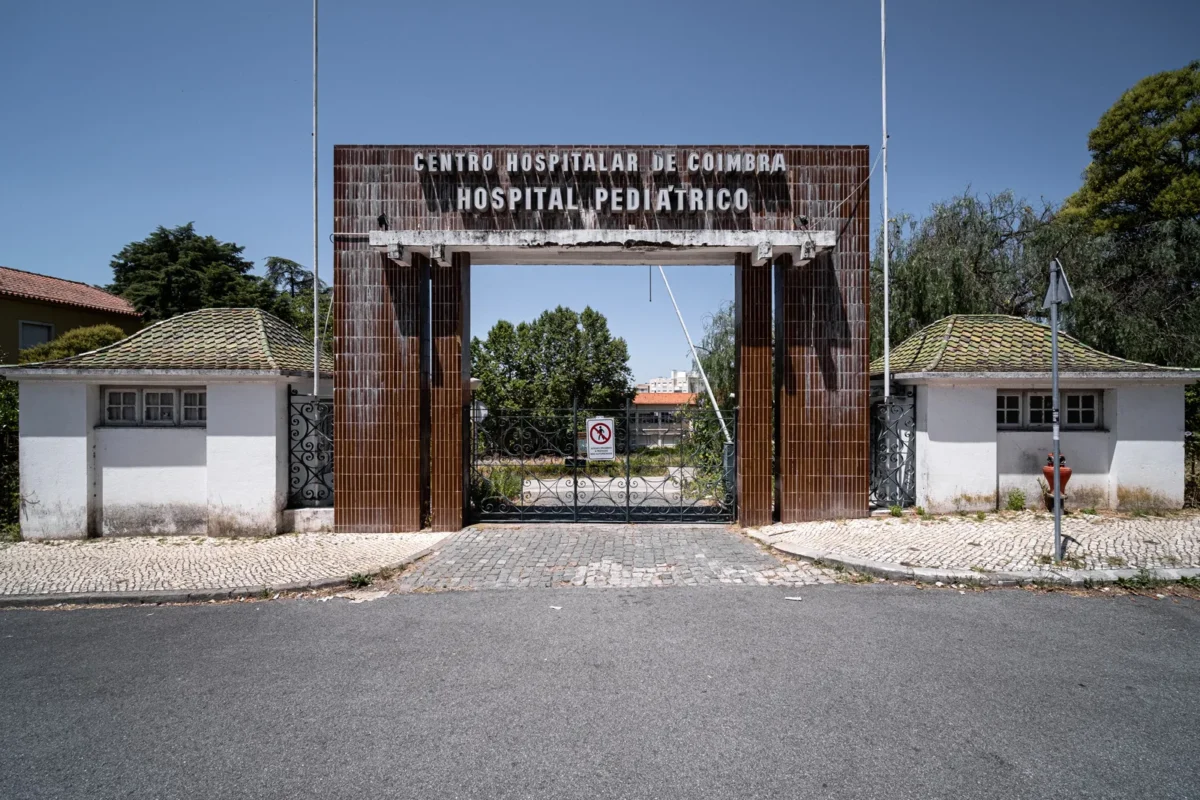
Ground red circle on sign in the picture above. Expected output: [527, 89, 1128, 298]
[589, 423, 612, 444]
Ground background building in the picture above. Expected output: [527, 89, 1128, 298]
[0, 266, 141, 362]
[642, 370, 700, 394]
[632, 392, 697, 448]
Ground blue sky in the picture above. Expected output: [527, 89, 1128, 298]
[1, 0, 1197, 382]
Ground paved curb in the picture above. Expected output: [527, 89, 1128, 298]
[765, 540, 1200, 587]
[0, 542, 443, 609]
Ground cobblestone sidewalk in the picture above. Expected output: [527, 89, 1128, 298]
[756, 511, 1200, 574]
[386, 524, 832, 591]
[0, 533, 450, 598]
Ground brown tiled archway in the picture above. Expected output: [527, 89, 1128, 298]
[333, 145, 871, 531]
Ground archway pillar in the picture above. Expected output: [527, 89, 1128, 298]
[429, 252, 471, 531]
[735, 251, 773, 527]
[333, 247, 426, 533]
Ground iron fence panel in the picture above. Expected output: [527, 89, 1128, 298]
[870, 391, 916, 508]
[288, 393, 333, 508]
[470, 404, 736, 523]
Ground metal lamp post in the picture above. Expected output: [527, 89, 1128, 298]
[1043, 258, 1073, 560]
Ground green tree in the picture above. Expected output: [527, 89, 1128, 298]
[1065, 61, 1200, 232]
[263, 256, 312, 297]
[692, 301, 737, 410]
[278, 278, 334, 353]
[18, 324, 128, 364]
[471, 306, 632, 412]
[109, 223, 293, 323]
[869, 191, 1076, 359]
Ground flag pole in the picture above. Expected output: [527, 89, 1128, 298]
[881, 0, 891, 399]
[311, 0, 320, 396]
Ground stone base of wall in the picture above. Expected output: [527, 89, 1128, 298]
[281, 508, 334, 533]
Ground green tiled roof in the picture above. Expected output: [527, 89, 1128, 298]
[14, 308, 333, 374]
[870, 315, 1193, 376]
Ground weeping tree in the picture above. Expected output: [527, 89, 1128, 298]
[868, 191, 1075, 359]
[691, 301, 737, 411]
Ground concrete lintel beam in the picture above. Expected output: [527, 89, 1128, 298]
[368, 229, 836, 267]
[385, 243, 412, 266]
[753, 242, 773, 266]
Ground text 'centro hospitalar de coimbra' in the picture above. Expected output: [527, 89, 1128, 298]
[412, 149, 790, 214]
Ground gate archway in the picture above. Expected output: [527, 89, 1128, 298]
[332, 145, 871, 532]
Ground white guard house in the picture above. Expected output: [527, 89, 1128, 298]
[1, 308, 332, 540]
[872, 315, 1198, 513]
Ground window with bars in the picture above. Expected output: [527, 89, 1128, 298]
[101, 388, 206, 427]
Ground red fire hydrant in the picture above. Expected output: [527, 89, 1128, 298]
[1042, 453, 1072, 510]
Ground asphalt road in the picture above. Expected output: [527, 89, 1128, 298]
[2, 585, 1198, 800]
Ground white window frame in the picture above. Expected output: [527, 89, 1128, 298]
[996, 392, 1022, 429]
[180, 389, 207, 426]
[100, 387, 207, 428]
[1063, 391, 1102, 430]
[103, 387, 142, 426]
[1026, 392, 1054, 429]
[18, 320, 54, 351]
[995, 390, 1104, 431]
[141, 389, 178, 427]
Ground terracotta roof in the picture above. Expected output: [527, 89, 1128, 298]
[0, 266, 139, 317]
[871, 315, 1196, 376]
[10, 308, 332, 375]
[633, 392, 697, 406]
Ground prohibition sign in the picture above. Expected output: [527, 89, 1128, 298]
[590, 423, 612, 445]
[585, 417, 616, 461]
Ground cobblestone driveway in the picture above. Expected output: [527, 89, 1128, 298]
[0, 533, 449, 597]
[758, 511, 1200, 573]
[386, 525, 832, 591]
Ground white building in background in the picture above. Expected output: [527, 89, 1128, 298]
[632, 392, 697, 448]
[873, 315, 1198, 513]
[643, 370, 699, 394]
[1, 308, 332, 540]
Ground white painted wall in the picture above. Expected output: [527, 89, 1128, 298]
[16, 376, 310, 539]
[94, 427, 207, 535]
[914, 385, 997, 513]
[206, 382, 288, 535]
[909, 382, 1188, 512]
[1110, 385, 1186, 508]
[18, 382, 95, 539]
[997, 429, 1111, 509]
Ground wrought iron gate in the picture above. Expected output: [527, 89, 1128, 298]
[469, 402, 736, 522]
[288, 392, 334, 508]
[870, 390, 916, 508]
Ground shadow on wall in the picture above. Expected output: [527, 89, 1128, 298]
[812, 251, 851, 391]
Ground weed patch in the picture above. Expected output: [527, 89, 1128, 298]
[1005, 489, 1026, 511]
[1117, 568, 1166, 591]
